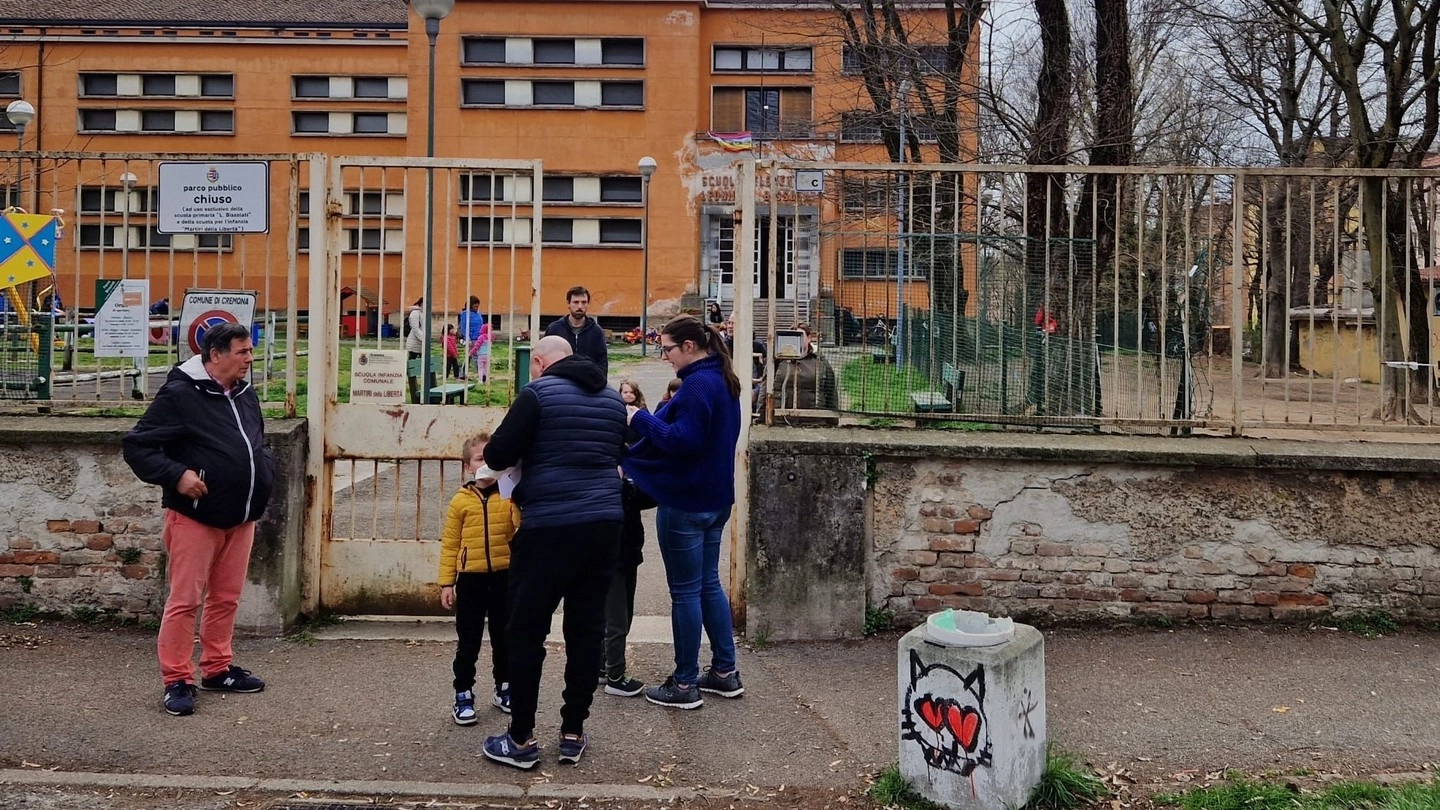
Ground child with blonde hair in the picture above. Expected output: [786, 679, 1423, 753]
[439, 432, 520, 724]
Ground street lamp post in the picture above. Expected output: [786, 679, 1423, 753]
[412, 0, 454, 403]
[638, 155, 657, 356]
[6, 99, 35, 209]
[894, 81, 910, 366]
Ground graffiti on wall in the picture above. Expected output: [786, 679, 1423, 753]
[901, 650, 993, 776]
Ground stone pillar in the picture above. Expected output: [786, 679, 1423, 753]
[897, 624, 1047, 810]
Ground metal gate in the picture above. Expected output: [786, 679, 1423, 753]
[304, 155, 543, 615]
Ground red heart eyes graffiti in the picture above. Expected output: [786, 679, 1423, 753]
[914, 698, 982, 752]
[917, 698, 946, 732]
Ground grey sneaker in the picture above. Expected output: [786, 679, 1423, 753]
[698, 667, 744, 698]
[604, 674, 645, 697]
[645, 676, 703, 709]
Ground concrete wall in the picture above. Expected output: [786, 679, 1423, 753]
[748, 428, 1440, 638]
[0, 416, 308, 635]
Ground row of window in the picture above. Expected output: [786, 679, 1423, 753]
[289, 218, 644, 251]
[840, 248, 926, 279]
[79, 109, 234, 133]
[463, 37, 645, 67]
[459, 41, 945, 75]
[77, 224, 232, 250]
[461, 78, 644, 108]
[79, 73, 234, 98]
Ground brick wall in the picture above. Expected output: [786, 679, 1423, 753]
[871, 459, 1440, 625]
[748, 428, 1440, 639]
[1, 417, 308, 631]
[0, 437, 166, 621]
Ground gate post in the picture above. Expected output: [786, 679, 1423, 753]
[302, 153, 336, 615]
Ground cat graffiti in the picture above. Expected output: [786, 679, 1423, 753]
[900, 650, 993, 776]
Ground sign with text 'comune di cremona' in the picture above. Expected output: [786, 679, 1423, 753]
[176, 289, 257, 362]
[157, 161, 270, 234]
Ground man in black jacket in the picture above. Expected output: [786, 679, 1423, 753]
[543, 285, 609, 377]
[122, 322, 276, 718]
[480, 335, 627, 770]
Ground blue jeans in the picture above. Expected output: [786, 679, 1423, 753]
[655, 506, 738, 686]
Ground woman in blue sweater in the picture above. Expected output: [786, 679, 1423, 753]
[624, 315, 744, 709]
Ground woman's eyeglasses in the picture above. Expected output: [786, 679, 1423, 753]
[659, 343, 678, 356]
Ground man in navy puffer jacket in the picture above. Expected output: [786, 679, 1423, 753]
[480, 335, 627, 769]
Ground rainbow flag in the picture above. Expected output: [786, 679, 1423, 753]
[709, 131, 754, 152]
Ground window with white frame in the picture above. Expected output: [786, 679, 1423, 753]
[291, 111, 406, 136]
[459, 172, 533, 203]
[78, 72, 235, 98]
[0, 71, 19, 97]
[839, 110, 938, 143]
[537, 217, 644, 246]
[458, 216, 533, 245]
[713, 46, 812, 73]
[460, 79, 643, 109]
[461, 36, 644, 67]
[291, 75, 407, 100]
[78, 186, 158, 213]
[840, 247, 923, 279]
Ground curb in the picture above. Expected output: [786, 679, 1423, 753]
[0, 768, 728, 802]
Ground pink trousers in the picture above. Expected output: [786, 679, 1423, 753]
[157, 509, 255, 685]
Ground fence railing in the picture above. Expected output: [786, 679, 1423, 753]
[744, 160, 1440, 435]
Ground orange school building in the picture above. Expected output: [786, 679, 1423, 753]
[1, 0, 972, 328]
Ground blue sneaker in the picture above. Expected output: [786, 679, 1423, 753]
[453, 691, 478, 725]
[483, 732, 539, 770]
[492, 683, 511, 714]
[557, 732, 588, 764]
[163, 681, 196, 716]
[198, 665, 265, 693]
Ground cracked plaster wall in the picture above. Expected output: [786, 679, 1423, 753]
[867, 457, 1440, 624]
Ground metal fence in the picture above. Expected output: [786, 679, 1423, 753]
[1, 151, 308, 414]
[746, 160, 1440, 435]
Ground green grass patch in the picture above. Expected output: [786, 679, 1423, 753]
[1155, 777, 1440, 810]
[1329, 611, 1401, 639]
[2, 603, 41, 623]
[841, 357, 938, 413]
[1025, 747, 1109, 810]
[934, 420, 991, 431]
[863, 605, 894, 637]
[870, 765, 942, 810]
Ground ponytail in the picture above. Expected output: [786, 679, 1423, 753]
[662, 315, 742, 399]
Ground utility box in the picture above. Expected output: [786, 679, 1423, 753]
[897, 621, 1046, 810]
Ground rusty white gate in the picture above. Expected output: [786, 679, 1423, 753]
[304, 155, 543, 615]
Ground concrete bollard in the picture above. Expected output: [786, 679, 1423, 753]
[897, 622, 1047, 810]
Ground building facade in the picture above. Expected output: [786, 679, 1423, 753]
[0, 0, 973, 328]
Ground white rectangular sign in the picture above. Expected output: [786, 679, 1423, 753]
[158, 161, 270, 234]
[177, 289, 258, 361]
[349, 349, 409, 405]
[93, 278, 150, 359]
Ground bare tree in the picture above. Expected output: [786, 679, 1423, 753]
[1253, 0, 1440, 420]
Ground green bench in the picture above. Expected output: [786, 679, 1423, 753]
[910, 363, 965, 414]
[405, 357, 468, 404]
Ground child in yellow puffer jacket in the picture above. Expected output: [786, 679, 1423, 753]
[439, 432, 520, 726]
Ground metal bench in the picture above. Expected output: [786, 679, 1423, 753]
[910, 363, 964, 414]
[405, 357, 468, 404]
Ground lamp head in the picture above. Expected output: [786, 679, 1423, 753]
[411, 0, 455, 20]
[6, 99, 35, 129]
[638, 156, 657, 179]
[120, 172, 138, 189]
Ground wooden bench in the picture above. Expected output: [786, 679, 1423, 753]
[405, 358, 468, 404]
[910, 363, 965, 414]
